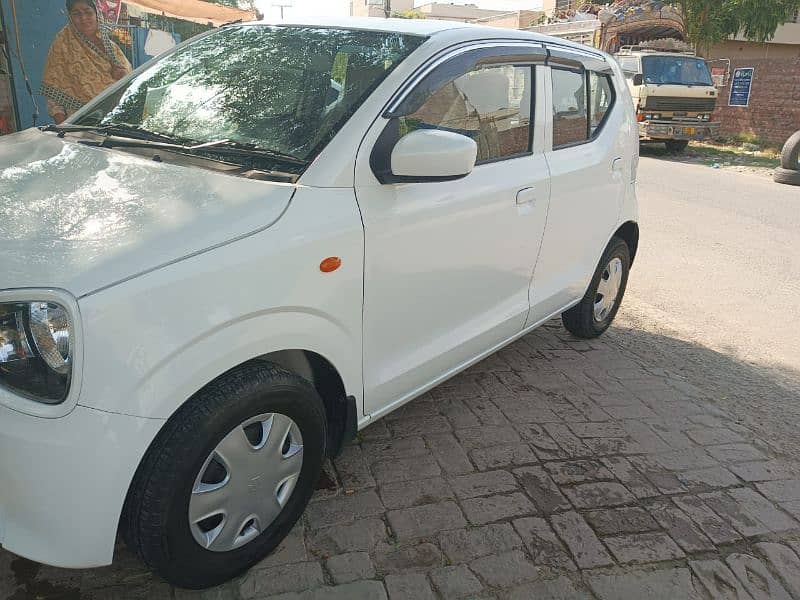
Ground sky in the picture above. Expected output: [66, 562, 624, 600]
[254, 0, 542, 20]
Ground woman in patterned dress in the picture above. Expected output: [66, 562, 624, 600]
[40, 0, 132, 124]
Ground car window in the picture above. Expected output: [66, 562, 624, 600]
[551, 68, 588, 148]
[399, 64, 533, 163]
[589, 72, 613, 135]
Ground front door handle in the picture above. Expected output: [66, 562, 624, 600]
[516, 187, 537, 206]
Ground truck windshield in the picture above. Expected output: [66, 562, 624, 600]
[642, 56, 713, 86]
[73, 25, 425, 164]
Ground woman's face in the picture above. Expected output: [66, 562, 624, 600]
[69, 2, 99, 37]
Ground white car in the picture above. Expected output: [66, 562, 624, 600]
[0, 17, 638, 588]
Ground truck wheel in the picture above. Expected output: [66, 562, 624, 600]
[779, 130, 800, 170]
[122, 361, 327, 589]
[774, 167, 800, 186]
[562, 236, 630, 339]
[665, 140, 688, 154]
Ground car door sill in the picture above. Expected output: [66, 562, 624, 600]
[358, 298, 582, 429]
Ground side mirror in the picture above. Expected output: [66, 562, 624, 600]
[633, 73, 644, 86]
[390, 129, 478, 182]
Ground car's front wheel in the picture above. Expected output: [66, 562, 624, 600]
[122, 361, 327, 589]
[562, 236, 631, 339]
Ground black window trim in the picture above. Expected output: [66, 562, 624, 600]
[550, 63, 617, 151]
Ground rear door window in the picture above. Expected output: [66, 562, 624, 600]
[551, 66, 615, 149]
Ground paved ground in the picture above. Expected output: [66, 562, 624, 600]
[3, 156, 800, 599]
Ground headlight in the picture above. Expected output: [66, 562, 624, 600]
[0, 301, 73, 403]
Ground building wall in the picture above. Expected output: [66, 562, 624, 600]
[415, 2, 506, 22]
[707, 39, 800, 60]
[474, 10, 545, 30]
[711, 57, 800, 146]
[351, 0, 414, 18]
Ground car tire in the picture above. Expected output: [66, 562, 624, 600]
[774, 166, 800, 186]
[562, 236, 631, 339]
[779, 130, 800, 170]
[665, 140, 688, 154]
[122, 361, 327, 589]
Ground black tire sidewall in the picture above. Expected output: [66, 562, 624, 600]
[585, 239, 631, 336]
[774, 166, 800, 186]
[779, 130, 800, 170]
[144, 371, 326, 588]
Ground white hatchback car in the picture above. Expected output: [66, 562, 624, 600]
[0, 17, 638, 588]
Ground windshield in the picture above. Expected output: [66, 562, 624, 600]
[72, 25, 425, 166]
[642, 56, 713, 86]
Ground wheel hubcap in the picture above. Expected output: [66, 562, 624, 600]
[188, 412, 304, 552]
[593, 257, 623, 322]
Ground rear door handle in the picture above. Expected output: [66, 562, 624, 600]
[516, 187, 537, 206]
[611, 157, 624, 173]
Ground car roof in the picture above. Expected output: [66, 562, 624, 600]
[246, 16, 602, 55]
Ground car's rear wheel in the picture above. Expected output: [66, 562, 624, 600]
[122, 361, 327, 589]
[562, 236, 631, 339]
[665, 139, 689, 154]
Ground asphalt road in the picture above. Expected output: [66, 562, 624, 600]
[618, 154, 800, 456]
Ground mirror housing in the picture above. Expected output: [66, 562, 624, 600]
[633, 73, 644, 86]
[388, 129, 478, 183]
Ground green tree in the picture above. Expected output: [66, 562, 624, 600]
[392, 10, 426, 19]
[669, 0, 800, 51]
[204, 0, 241, 6]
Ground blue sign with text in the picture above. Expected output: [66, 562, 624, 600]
[729, 67, 754, 107]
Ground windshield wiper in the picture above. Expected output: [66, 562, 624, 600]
[75, 136, 310, 167]
[42, 122, 179, 144]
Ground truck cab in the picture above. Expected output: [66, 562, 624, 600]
[615, 46, 719, 152]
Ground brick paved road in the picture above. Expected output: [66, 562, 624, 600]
[5, 318, 800, 599]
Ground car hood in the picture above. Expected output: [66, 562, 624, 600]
[0, 129, 296, 297]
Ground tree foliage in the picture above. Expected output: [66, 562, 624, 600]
[669, 0, 800, 50]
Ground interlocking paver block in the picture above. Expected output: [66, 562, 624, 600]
[700, 488, 798, 536]
[439, 523, 523, 563]
[604, 532, 685, 564]
[550, 511, 614, 569]
[362, 436, 428, 461]
[584, 507, 659, 536]
[449, 469, 518, 499]
[470, 550, 541, 588]
[754, 543, 800, 598]
[378, 477, 453, 510]
[425, 433, 474, 475]
[569, 422, 627, 438]
[672, 495, 741, 544]
[384, 573, 436, 600]
[512, 516, 576, 571]
[513, 466, 571, 513]
[647, 500, 715, 553]
[429, 565, 483, 598]
[239, 561, 324, 598]
[544, 423, 593, 457]
[306, 518, 387, 557]
[439, 399, 480, 429]
[731, 461, 798, 482]
[374, 542, 444, 574]
[755, 479, 800, 502]
[726, 553, 791, 600]
[689, 559, 755, 600]
[544, 459, 615, 485]
[255, 523, 307, 568]
[371, 455, 441, 484]
[388, 415, 452, 437]
[387, 501, 466, 540]
[463, 396, 510, 426]
[562, 482, 636, 509]
[586, 567, 705, 600]
[326, 552, 375, 585]
[470, 443, 538, 471]
[686, 428, 746, 445]
[454, 426, 521, 451]
[305, 490, 384, 529]
[335, 445, 376, 490]
[462, 492, 536, 525]
[707, 443, 768, 464]
[270, 580, 388, 600]
[515, 424, 568, 460]
[499, 396, 561, 423]
[506, 576, 592, 600]
[652, 448, 718, 471]
[600, 456, 659, 498]
[676, 466, 740, 492]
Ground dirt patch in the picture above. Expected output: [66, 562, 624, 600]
[640, 141, 779, 178]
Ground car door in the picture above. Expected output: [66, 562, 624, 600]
[528, 48, 628, 324]
[354, 44, 552, 417]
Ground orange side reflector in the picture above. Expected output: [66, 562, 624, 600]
[320, 257, 342, 273]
